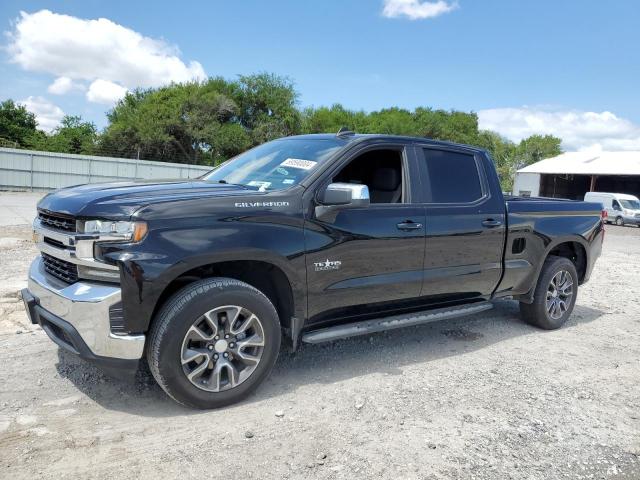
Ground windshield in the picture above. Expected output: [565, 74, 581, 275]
[204, 138, 345, 191]
[620, 199, 640, 209]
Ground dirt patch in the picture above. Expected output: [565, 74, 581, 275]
[0, 226, 37, 336]
[440, 327, 484, 341]
[0, 223, 639, 479]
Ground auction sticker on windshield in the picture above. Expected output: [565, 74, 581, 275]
[247, 180, 271, 191]
[280, 158, 317, 170]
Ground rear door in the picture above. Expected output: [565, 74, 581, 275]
[416, 146, 506, 302]
[303, 143, 426, 325]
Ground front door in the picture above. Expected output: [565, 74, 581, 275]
[303, 145, 426, 325]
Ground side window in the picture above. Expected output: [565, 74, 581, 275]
[332, 149, 405, 204]
[612, 200, 621, 210]
[423, 149, 483, 203]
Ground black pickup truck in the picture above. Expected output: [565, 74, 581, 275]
[22, 131, 604, 408]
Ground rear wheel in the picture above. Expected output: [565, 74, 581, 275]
[520, 256, 578, 330]
[147, 278, 281, 409]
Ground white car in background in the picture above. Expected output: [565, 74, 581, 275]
[584, 192, 640, 226]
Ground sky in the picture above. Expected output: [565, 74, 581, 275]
[1, 0, 639, 151]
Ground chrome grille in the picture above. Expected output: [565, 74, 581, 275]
[42, 252, 79, 284]
[38, 211, 76, 232]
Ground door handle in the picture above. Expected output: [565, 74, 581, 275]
[397, 221, 423, 231]
[482, 219, 502, 228]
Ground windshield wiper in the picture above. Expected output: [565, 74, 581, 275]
[215, 179, 251, 189]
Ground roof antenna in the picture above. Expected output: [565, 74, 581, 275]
[336, 126, 355, 138]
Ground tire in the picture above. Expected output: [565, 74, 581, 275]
[519, 256, 578, 330]
[147, 277, 281, 409]
[615, 216, 624, 226]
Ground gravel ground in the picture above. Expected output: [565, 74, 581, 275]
[0, 223, 639, 479]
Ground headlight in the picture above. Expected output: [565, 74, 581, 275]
[83, 220, 148, 242]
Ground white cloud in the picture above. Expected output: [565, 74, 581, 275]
[7, 10, 206, 104]
[382, 0, 458, 20]
[20, 96, 64, 132]
[86, 79, 128, 105]
[478, 106, 640, 151]
[47, 76, 85, 95]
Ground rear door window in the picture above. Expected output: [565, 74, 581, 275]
[423, 149, 483, 203]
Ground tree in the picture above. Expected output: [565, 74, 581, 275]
[413, 108, 479, 144]
[299, 103, 561, 192]
[100, 74, 299, 164]
[474, 132, 563, 192]
[514, 134, 562, 168]
[0, 99, 41, 148]
[300, 104, 369, 133]
[235, 73, 300, 144]
[300, 104, 481, 141]
[366, 107, 417, 135]
[1, 72, 566, 193]
[43, 116, 98, 155]
[474, 130, 517, 191]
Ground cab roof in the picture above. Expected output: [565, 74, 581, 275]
[282, 133, 486, 153]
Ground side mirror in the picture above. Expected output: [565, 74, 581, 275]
[316, 183, 370, 221]
[320, 183, 370, 206]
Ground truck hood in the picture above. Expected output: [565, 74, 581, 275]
[38, 179, 261, 219]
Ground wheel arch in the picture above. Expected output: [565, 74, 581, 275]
[149, 257, 299, 337]
[545, 239, 588, 283]
[518, 236, 589, 304]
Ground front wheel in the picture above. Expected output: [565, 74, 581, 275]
[519, 256, 578, 330]
[615, 216, 624, 226]
[147, 278, 281, 409]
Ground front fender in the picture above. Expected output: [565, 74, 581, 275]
[101, 213, 307, 333]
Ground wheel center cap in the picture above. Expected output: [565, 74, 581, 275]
[214, 339, 228, 353]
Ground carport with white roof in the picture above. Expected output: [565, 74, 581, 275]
[512, 151, 640, 199]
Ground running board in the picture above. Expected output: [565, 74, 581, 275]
[301, 301, 493, 344]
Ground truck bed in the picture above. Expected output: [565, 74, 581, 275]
[496, 195, 604, 302]
[505, 195, 603, 214]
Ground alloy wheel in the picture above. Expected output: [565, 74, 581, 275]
[180, 305, 265, 392]
[546, 270, 574, 320]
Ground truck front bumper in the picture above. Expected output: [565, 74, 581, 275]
[22, 257, 145, 375]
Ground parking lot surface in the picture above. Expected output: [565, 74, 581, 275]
[0, 192, 43, 227]
[0, 197, 638, 479]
